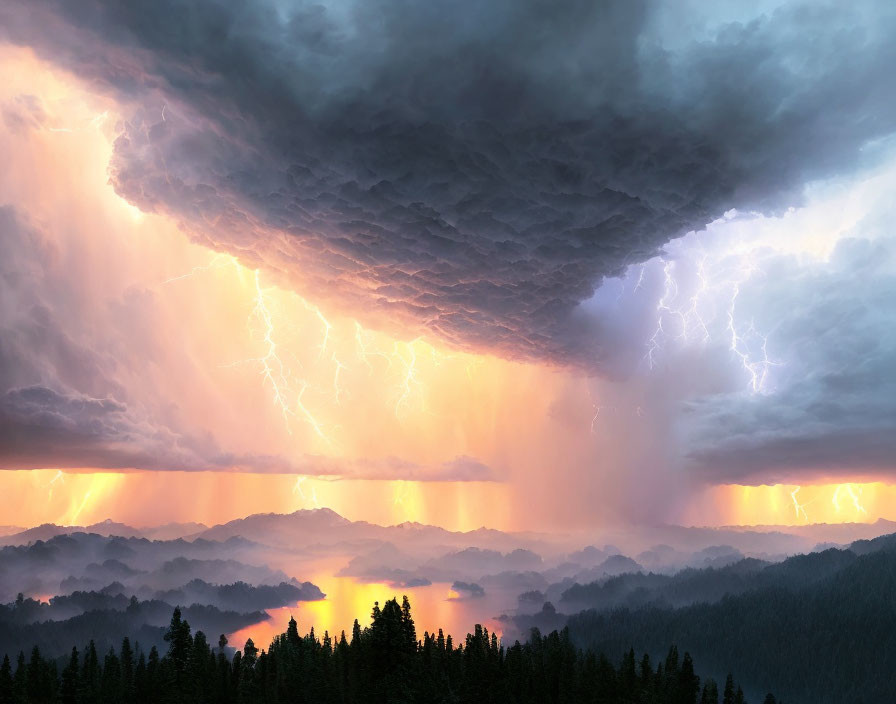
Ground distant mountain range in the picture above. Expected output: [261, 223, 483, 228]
[193, 507, 532, 556]
[0, 519, 209, 545]
[5, 509, 896, 558]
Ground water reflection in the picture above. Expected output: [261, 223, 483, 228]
[229, 572, 510, 652]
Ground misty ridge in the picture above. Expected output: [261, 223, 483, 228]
[3, 508, 886, 604]
[555, 534, 896, 704]
[0, 532, 313, 604]
[2, 507, 896, 698]
[2, 508, 892, 606]
[0, 595, 262, 662]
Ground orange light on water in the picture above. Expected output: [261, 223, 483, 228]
[228, 572, 505, 653]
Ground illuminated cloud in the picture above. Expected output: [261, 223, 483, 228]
[0, 380, 500, 481]
[570, 161, 896, 499]
[3, 0, 895, 371]
[0, 202, 498, 482]
[681, 233, 896, 482]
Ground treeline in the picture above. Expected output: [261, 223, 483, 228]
[566, 548, 896, 704]
[0, 596, 769, 704]
[0, 594, 265, 661]
[559, 548, 861, 613]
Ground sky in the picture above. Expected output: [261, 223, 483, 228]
[1, 0, 895, 532]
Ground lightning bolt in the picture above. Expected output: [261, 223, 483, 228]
[225, 270, 332, 442]
[69, 490, 93, 525]
[614, 278, 627, 305]
[161, 254, 236, 284]
[633, 265, 647, 293]
[645, 259, 683, 369]
[790, 487, 810, 521]
[726, 270, 778, 394]
[166, 256, 456, 439]
[301, 300, 332, 361]
[392, 341, 422, 419]
[354, 321, 391, 373]
[296, 381, 330, 442]
[47, 111, 109, 134]
[251, 270, 296, 429]
[640, 248, 779, 394]
[46, 470, 65, 501]
[90, 111, 109, 129]
[683, 254, 711, 343]
[590, 404, 646, 433]
[293, 476, 321, 508]
[832, 484, 866, 516]
[393, 480, 412, 512]
[330, 353, 348, 404]
[589, 404, 618, 434]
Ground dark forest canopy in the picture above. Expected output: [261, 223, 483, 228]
[556, 541, 896, 704]
[0, 596, 770, 704]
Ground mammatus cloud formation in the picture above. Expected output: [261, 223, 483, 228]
[3, 0, 895, 372]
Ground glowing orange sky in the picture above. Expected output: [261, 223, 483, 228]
[0, 46, 592, 531]
[2, 45, 896, 533]
[0, 469, 509, 532]
[1, 469, 893, 532]
[686, 482, 896, 527]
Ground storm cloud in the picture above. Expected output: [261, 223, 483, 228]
[0, 203, 499, 481]
[3, 0, 895, 371]
[682, 233, 896, 483]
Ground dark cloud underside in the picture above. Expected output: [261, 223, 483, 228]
[3, 0, 895, 372]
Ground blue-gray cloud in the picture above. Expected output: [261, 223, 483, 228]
[681, 234, 896, 482]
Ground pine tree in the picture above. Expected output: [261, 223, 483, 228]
[146, 646, 161, 701]
[237, 639, 258, 703]
[26, 645, 55, 704]
[701, 677, 720, 704]
[134, 652, 148, 704]
[0, 654, 12, 704]
[0, 598, 773, 704]
[120, 637, 135, 701]
[723, 673, 736, 704]
[100, 647, 122, 704]
[11, 653, 24, 704]
[60, 648, 80, 704]
[676, 652, 700, 704]
[82, 640, 100, 704]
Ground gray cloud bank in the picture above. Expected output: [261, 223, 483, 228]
[683, 234, 896, 482]
[3, 0, 895, 372]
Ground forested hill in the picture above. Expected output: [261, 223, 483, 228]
[0, 597, 770, 704]
[564, 538, 896, 704]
